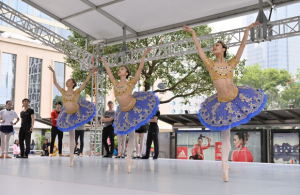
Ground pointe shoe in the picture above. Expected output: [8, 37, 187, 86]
[126, 160, 133, 173]
[222, 164, 231, 182]
[49, 154, 53, 157]
[70, 155, 75, 167]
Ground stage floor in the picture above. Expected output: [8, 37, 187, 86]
[0, 156, 299, 195]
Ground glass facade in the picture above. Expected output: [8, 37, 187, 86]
[242, 3, 300, 75]
[39, 23, 55, 34]
[53, 62, 65, 109]
[28, 57, 42, 118]
[57, 27, 72, 39]
[11, 0, 33, 15]
[35, 9, 55, 21]
[0, 53, 16, 109]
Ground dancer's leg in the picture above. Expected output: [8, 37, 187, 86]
[222, 129, 231, 181]
[121, 135, 126, 155]
[134, 133, 140, 156]
[126, 131, 135, 173]
[0, 132, 5, 157]
[139, 133, 145, 157]
[117, 135, 122, 156]
[5, 133, 12, 157]
[69, 130, 75, 167]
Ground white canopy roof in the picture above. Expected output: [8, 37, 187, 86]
[22, 0, 298, 44]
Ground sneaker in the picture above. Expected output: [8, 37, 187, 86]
[141, 156, 149, 159]
[103, 154, 111, 158]
[153, 156, 158, 160]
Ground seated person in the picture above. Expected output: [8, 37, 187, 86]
[41, 139, 50, 156]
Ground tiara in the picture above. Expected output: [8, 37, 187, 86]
[218, 41, 227, 48]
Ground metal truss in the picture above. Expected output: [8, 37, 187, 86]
[89, 71, 106, 156]
[98, 15, 300, 67]
[0, 1, 97, 70]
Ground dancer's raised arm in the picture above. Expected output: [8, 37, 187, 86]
[134, 47, 152, 82]
[182, 25, 207, 62]
[99, 58, 115, 83]
[48, 65, 62, 91]
[78, 68, 99, 92]
[236, 21, 260, 61]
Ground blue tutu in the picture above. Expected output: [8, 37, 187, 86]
[57, 99, 96, 132]
[113, 91, 160, 135]
[198, 86, 267, 131]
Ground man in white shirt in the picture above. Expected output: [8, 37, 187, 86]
[0, 100, 19, 158]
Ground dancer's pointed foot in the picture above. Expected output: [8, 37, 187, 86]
[70, 155, 75, 167]
[126, 159, 133, 173]
[222, 162, 231, 182]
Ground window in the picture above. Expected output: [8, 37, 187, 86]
[53, 62, 65, 109]
[187, 102, 190, 106]
[179, 110, 183, 114]
[179, 102, 183, 106]
[171, 101, 175, 106]
[172, 109, 175, 114]
[28, 57, 42, 118]
[11, 0, 33, 15]
[0, 14, 8, 26]
[194, 103, 197, 107]
[35, 9, 55, 21]
[0, 53, 16, 109]
[57, 27, 72, 39]
[38, 23, 55, 35]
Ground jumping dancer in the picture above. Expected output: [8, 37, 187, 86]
[48, 65, 98, 167]
[100, 47, 160, 173]
[183, 22, 267, 182]
[0, 100, 19, 158]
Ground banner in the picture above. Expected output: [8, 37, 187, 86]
[177, 147, 188, 159]
[215, 142, 222, 160]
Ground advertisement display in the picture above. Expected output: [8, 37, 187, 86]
[215, 142, 222, 160]
[177, 131, 222, 161]
[273, 133, 299, 164]
[229, 131, 261, 162]
[177, 147, 188, 159]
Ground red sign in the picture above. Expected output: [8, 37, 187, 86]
[215, 142, 222, 160]
[177, 147, 188, 159]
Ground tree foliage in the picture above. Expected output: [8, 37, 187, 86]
[65, 26, 245, 104]
[238, 63, 292, 109]
[280, 68, 300, 109]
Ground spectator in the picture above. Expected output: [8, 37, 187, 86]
[13, 140, 20, 157]
[102, 101, 115, 157]
[30, 139, 35, 155]
[42, 139, 50, 156]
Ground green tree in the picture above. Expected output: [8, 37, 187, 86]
[238, 63, 291, 109]
[65, 26, 245, 104]
[34, 134, 45, 150]
[280, 68, 300, 109]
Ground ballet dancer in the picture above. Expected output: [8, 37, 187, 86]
[48, 65, 98, 167]
[0, 100, 19, 158]
[133, 125, 147, 159]
[116, 134, 126, 158]
[100, 47, 160, 173]
[183, 22, 267, 182]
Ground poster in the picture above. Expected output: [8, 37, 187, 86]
[177, 147, 188, 159]
[273, 133, 299, 164]
[215, 142, 222, 160]
[229, 131, 261, 162]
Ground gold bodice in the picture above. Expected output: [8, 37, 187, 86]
[113, 78, 137, 96]
[204, 56, 238, 81]
[60, 88, 81, 104]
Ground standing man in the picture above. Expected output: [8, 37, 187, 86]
[50, 101, 64, 157]
[74, 123, 85, 157]
[17, 98, 34, 159]
[141, 110, 160, 160]
[0, 100, 19, 158]
[102, 101, 115, 157]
